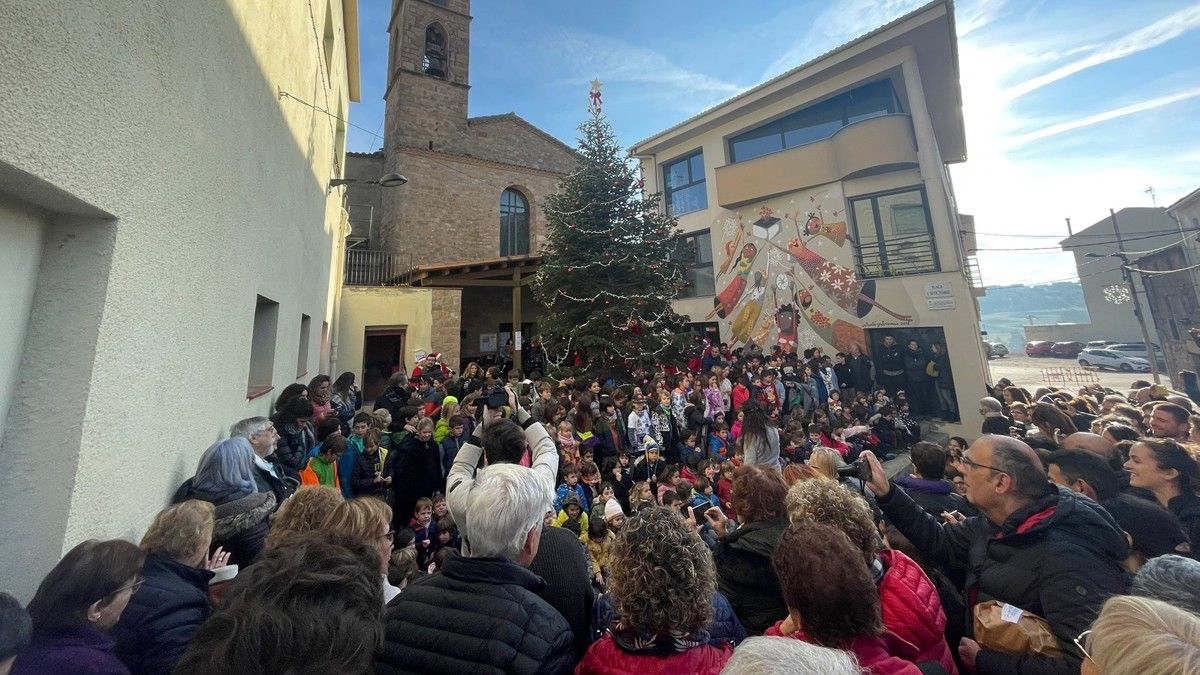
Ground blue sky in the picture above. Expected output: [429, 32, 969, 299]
[348, 0, 1200, 287]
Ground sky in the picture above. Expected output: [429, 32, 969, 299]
[347, 0, 1200, 287]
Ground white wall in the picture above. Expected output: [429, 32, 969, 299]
[0, 201, 44, 444]
[0, 0, 353, 599]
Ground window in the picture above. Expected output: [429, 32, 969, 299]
[663, 150, 707, 216]
[322, 1, 335, 83]
[423, 24, 447, 78]
[848, 187, 938, 278]
[730, 79, 901, 163]
[297, 314, 312, 378]
[247, 295, 280, 398]
[500, 188, 529, 256]
[673, 230, 716, 298]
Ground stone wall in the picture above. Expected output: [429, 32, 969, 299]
[344, 151, 384, 240]
[467, 115, 578, 173]
[379, 148, 564, 262]
[430, 287, 463, 366]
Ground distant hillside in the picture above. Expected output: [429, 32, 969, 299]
[978, 282, 1089, 350]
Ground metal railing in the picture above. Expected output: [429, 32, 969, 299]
[965, 255, 984, 289]
[344, 248, 409, 286]
[854, 240, 939, 279]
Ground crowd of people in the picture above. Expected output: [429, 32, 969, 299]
[3, 338, 1200, 674]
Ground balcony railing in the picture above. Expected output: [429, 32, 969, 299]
[344, 248, 409, 286]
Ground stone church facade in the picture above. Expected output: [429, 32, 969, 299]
[339, 0, 576, 392]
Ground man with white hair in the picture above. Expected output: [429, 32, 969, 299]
[231, 416, 294, 507]
[978, 396, 1010, 435]
[376, 462, 574, 674]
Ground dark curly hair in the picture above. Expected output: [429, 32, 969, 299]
[772, 521, 883, 646]
[732, 464, 788, 523]
[607, 506, 715, 636]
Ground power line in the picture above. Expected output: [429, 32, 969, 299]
[969, 227, 1190, 239]
[969, 228, 1200, 253]
[1129, 261, 1200, 276]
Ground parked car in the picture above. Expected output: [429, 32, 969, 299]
[1025, 341, 1054, 357]
[1051, 341, 1086, 358]
[986, 342, 1009, 358]
[1107, 343, 1166, 366]
[1086, 340, 1118, 349]
[1077, 348, 1151, 373]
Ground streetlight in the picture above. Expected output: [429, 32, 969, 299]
[1085, 251, 1161, 383]
[327, 173, 408, 192]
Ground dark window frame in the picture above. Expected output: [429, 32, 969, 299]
[729, 79, 902, 163]
[423, 23, 447, 78]
[662, 149, 708, 216]
[500, 188, 530, 256]
[673, 229, 716, 298]
[847, 185, 940, 279]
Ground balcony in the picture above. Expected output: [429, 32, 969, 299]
[344, 248, 410, 286]
[714, 114, 919, 208]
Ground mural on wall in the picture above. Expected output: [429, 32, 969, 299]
[709, 183, 915, 354]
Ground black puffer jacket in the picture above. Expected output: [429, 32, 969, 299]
[375, 552, 574, 675]
[878, 484, 1127, 675]
[712, 516, 789, 635]
[272, 422, 313, 477]
[113, 553, 213, 675]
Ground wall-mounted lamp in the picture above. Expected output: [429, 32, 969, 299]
[328, 173, 408, 193]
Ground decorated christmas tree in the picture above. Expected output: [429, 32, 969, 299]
[533, 81, 692, 380]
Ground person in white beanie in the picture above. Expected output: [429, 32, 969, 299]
[603, 499, 626, 533]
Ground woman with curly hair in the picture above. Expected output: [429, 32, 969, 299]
[264, 486, 344, 550]
[705, 464, 790, 635]
[785, 479, 957, 674]
[768, 521, 924, 674]
[578, 507, 734, 674]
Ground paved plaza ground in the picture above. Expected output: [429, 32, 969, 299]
[985, 354, 1175, 392]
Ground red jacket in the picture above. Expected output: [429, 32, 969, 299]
[765, 621, 922, 675]
[731, 384, 750, 413]
[575, 635, 731, 675]
[877, 549, 958, 674]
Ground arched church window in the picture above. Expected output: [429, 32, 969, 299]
[500, 189, 529, 256]
[423, 24, 446, 78]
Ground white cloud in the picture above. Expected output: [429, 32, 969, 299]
[1007, 86, 1200, 146]
[1005, 3, 1200, 99]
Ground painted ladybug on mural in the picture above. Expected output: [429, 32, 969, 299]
[805, 212, 823, 236]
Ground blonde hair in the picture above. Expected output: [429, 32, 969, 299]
[417, 417, 436, 432]
[1090, 595, 1200, 674]
[808, 448, 842, 480]
[266, 486, 344, 550]
[785, 478, 878, 566]
[321, 497, 393, 543]
[140, 500, 214, 562]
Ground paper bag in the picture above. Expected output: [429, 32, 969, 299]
[972, 600, 1063, 658]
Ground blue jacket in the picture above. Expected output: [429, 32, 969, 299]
[112, 553, 213, 675]
[555, 483, 588, 513]
[439, 434, 465, 477]
[336, 437, 363, 499]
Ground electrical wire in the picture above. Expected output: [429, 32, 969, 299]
[1128, 261, 1200, 276]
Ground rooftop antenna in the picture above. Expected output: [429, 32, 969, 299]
[1146, 186, 1157, 207]
[1065, 217, 1072, 237]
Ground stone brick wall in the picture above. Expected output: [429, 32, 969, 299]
[458, 286, 543, 362]
[379, 148, 565, 263]
[467, 115, 578, 174]
[344, 151, 383, 240]
[429, 287, 462, 366]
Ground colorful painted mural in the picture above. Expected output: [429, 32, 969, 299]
[709, 183, 915, 354]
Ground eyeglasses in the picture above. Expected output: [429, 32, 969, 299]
[383, 530, 395, 543]
[959, 455, 1007, 474]
[110, 576, 144, 598]
[1074, 629, 1094, 663]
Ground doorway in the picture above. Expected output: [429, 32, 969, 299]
[362, 327, 406, 404]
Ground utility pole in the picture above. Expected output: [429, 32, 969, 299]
[1110, 208, 1161, 384]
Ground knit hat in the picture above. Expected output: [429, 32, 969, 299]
[442, 395, 459, 406]
[562, 493, 582, 511]
[641, 436, 660, 454]
[604, 499, 625, 521]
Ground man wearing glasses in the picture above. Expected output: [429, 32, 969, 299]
[859, 436, 1127, 675]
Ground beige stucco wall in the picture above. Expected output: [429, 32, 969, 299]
[0, 0, 356, 599]
[0, 200, 44, 446]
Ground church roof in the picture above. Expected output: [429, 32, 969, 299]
[468, 112, 579, 158]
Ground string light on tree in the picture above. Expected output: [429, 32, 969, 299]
[532, 80, 693, 379]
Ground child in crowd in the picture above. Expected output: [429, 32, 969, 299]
[439, 414, 467, 477]
[708, 422, 729, 459]
[630, 438, 663, 488]
[584, 516, 614, 590]
[300, 433, 345, 488]
[579, 461, 601, 509]
[553, 493, 588, 536]
[716, 461, 736, 520]
[590, 481, 616, 521]
[818, 423, 851, 458]
[432, 492, 448, 521]
[557, 420, 580, 465]
[433, 397, 459, 443]
[629, 481, 654, 513]
[436, 516, 459, 553]
[660, 490, 682, 511]
[409, 497, 439, 570]
[388, 529, 419, 590]
[677, 430, 703, 467]
[554, 462, 588, 513]
[730, 409, 744, 441]
[350, 429, 390, 498]
[655, 464, 680, 505]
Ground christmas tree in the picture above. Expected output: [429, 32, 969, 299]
[533, 82, 692, 380]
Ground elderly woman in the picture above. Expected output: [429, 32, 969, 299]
[1131, 554, 1200, 615]
[1079, 595, 1200, 675]
[12, 540, 145, 675]
[785, 479, 957, 674]
[578, 507, 734, 674]
[705, 464, 790, 635]
[175, 438, 275, 566]
[113, 501, 224, 675]
[320, 497, 400, 604]
[1125, 438, 1200, 547]
[768, 522, 924, 674]
[264, 485, 344, 550]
